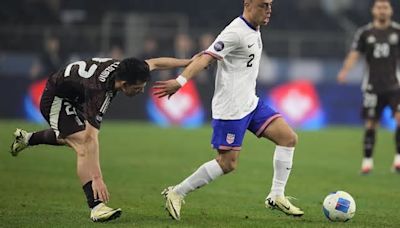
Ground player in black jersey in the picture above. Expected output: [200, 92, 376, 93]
[10, 56, 194, 222]
[337, 0, 400, 174]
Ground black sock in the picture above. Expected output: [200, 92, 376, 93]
[395, 127, 400, 155]
[28, 129, 60, 146]
[83, 181, 102, 209]
[364, 129, 376, 158]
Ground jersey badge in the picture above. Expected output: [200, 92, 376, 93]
[226, 133, 235, 144]
[214, 41, 225, 52]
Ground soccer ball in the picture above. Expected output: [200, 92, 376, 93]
[322, 191, 356, 222]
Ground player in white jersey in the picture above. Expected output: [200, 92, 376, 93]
[154, 0, 304, 220]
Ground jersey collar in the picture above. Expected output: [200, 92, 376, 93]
[239, 15, 258, 31]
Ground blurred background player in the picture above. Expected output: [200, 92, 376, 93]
[10, 56, 194, 222]
[154, 0, 304, 220]
[337, 0, 400, 174]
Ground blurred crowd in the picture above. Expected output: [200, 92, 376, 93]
[0, 0, 399, 82]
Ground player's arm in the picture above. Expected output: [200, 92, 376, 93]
[337, 50, 360, 84]
[145, 56, 199, 71]
[153, 54, 215, 98]
[153, 30, 238, 98]
[82, 122, 109, 202]
[80, 89, 110, 202]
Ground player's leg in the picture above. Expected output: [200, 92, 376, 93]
[259, 118, 303, 216]
[64, 124, 121, 222]
[388, 91, 400, 172]
[246, 100, 303, 216]
[393, 112, 400, 172]
[10, 87, 66, 156]
[162, 150, 236, 220]
[361, 92, 382, 174]
[162, 118, 247, 220]
[361, 119, 378, 174]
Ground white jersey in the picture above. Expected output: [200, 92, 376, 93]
[205, 16, 263, 120]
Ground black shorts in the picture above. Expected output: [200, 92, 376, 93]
[361, 90, 400, 120]
[40, 81, 86, 138]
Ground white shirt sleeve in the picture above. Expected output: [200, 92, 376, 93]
[205, 30, 240, 60]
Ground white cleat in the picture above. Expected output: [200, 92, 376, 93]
[90, 203, 122, 222]
[10, 129, 30, 156]
[265, 194, 304, 217]
[361, 158, 373, 174]
[161, 186, 184, 220]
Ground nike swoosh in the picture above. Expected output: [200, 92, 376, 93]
[278, 202, 290, 210]
[248, 43, 255, 48]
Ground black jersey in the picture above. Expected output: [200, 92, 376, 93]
[47, 58, 120, 129]
[352, 22, 400, 93]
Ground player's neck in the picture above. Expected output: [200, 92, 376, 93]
[241, 13, 260, 30]
[373, 19, 391, 30]
[114, 81, 122, 91]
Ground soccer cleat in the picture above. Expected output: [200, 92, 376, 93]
[10, 129, 30, 156]
[161, 186, 184, 220]
[90, 203, 122, 222]
[361, 158, 373, 174]
[265, 194, 304, 217]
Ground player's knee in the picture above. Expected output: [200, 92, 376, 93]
[217, 156, 238, 173]
[67, 132, 96, 156]
[279, 131, 298, 147]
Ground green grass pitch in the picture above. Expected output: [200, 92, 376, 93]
[0, 120, 399, 227]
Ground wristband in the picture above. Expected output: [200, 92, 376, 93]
[176, 75, 188, 87]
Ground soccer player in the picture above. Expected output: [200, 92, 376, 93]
[337, 0, 400, 174]
[154, 0, 304, 220]
[10, 56, 194, 222]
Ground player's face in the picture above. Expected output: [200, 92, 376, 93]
[372, 2, 393, 22]
[249, 0, 273, 26]
[122, 82, 147, 97]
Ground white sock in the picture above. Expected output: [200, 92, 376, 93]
[173, 159, 224, 197]
[394, 154, 400, 164]
[362, 157, 373, 167]
[270, 146, 294, 197]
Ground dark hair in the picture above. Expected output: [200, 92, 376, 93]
[374, 0, 390, 4]
[115, 57, 150, 85]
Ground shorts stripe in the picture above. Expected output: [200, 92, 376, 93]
[218, 145, 242, 151]
[49, 96, 63, 137]
[256, 114, 282, 137]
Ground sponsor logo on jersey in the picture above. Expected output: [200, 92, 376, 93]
[214, 41, 225, 52]
[96, 114, 103, 122]
[389, 33, 399, 45]
[367, 35, 376, 44]
[226, 133, 235, 144]
[99, 62, 120, 82]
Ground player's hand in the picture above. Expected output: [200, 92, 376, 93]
[153, 80, 181, 99]
[337, 70, 347, 84]
[92, 177, 110, 203]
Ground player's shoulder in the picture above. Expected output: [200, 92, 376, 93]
[358, 23, 374, 33]
[87, 57, 118, 65]
[391, 22, 400, 30]
[222, 17, 243, 32]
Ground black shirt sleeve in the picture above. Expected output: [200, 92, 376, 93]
[351, 27, 366, 53]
